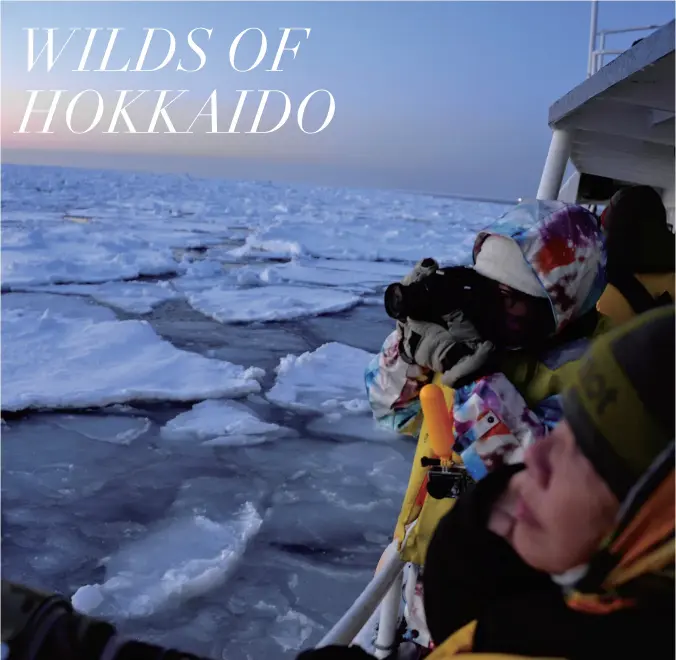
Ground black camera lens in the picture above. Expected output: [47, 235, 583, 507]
[384, 283, 407, 321]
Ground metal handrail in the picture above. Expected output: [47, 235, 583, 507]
[599, 25, 663, 36]
[316, 541, 405, 650]
[587, 0, 664, 77]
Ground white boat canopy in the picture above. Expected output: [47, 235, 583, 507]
[537, 19, 675, 212]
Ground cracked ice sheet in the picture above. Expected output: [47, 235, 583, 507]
[266, 342, 375, 414]
[21, 281, 183, 314]
[232, 206, 503, 264]
[257, 260, 409, 292]
[307, 414, 400, 443]
[1, 302, 264, 412]
[48, 414, 152, 446]
[2, 292, 118, 322]
[2, 223, 178, 288]
[172, 260, 273, 294]
[161, 400, 294, 447]
[185, 285, 361, 324]
[71, 502, 262, 619]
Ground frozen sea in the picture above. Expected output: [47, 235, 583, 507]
[1, 164, 511, 659]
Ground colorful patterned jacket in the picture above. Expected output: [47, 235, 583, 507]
[364, 200, 612, 436]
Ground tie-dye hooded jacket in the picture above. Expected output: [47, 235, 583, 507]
[364, 200, 611, 436]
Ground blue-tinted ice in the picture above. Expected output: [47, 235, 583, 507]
[1, 164, 510, 658]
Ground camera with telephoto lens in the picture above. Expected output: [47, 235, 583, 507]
[383, 262, 496, 328]
[1, 580, 214, 660]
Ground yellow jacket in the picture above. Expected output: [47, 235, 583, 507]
[597, 273, 674, 326]
[425, 621, 563, 660]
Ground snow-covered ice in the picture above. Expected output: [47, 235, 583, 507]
[186, 285, 362, 324]
[21, 280, 182, 314]
[161, 400, 293, 447]
[267, 343, 375, 414]
[258, 260, 409, 292]
[72, 502, 262, 619]
[1, 302, 265, 411]
[2, 163, 514, 658]
[2, 223, 178, 288]
[2, 291, 118, 322]
[233, 213, 490, 265]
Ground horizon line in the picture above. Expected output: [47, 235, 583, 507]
[1, 148, 518, 205]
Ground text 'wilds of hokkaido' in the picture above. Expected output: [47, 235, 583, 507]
[14, 27, 336, 135]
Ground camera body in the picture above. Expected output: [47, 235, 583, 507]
[384, 264, 497, 332]
[426, 465, 474, 500]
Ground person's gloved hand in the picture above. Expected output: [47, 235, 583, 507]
[440, 339, 494, 387]
[400, 257, 439, 286]
[398, 312, 494, 386]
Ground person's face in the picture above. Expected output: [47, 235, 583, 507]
[496, 285, 553, 348]
[499, 284, 530, 326]
[509, 421, 620, 574]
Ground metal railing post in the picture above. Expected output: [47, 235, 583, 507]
[587, 0, 599, 77]
[315, 542, 405, 649]
[597, 31, 606, 74]
[591, 25, 663, 75]
[537, 129, 572, 201]
[373, 569, 404, 659]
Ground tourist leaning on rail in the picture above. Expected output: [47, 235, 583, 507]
[364, 200, 613, 438]
[596, 185, 675, 325]
[299, 305, 676, 660]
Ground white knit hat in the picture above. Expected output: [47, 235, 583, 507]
[473, 235, 547, 298]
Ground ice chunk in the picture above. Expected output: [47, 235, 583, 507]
[269, 608, 319, 652]
[186, 285, 361, 324]
[176, 258, 226, 280]
[234, 214, 491, 264]
[267, 343, 375, 413]
[2, 308, 264, 411]
[328, 443, 411, 497]
[310, 259, 410, 279]
[161, 400, 292, 447]
[253, 259, 409, 294]
[50, 414, 152, 445]
[23, 281, 182, 314]
[71, 502, 262, 618]
[307, 414, 400, 443]
[72, 585, 104, 612]
[2, 292, 117, 322]
[2, 224, 177, 287]
[230, 237, 305, 260]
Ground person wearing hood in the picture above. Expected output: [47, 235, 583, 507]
[365, 200, 611, 437]
[596, 185, 674, 325]
[420, 304, 675, 659]
[299, 305, 675, 660]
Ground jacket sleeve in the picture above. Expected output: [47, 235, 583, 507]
[364, 329, 433, 436]
[498, 315, 614, 409]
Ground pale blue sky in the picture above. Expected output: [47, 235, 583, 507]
[2, 1, 674, 198]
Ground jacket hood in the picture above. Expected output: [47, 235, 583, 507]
[473, 200, 606, 332]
